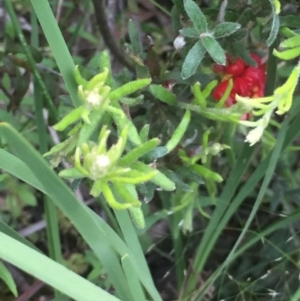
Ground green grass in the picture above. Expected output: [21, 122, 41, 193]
[1, 1, 300, 300]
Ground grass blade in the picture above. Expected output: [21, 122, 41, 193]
[30, 0, 81, 107]
[0, 123, 133, 301]
[0, 232, 120, 301]
[114, 209, 163, 301]
[31, 9, 62, 276]
[121, 254, 146, 301]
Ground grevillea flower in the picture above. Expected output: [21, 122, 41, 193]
[212, 53, 266, 119]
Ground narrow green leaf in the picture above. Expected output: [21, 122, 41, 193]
[160, 168, 193, 192]
[280, 35, 300, 48]
[119, 138, 160, 166]
[229, 28, 247, 41]
[149, 84, 176, 105]
[0, 123, 133, 301]
[0, 148, 161, 301]
[30, 0, 81, 106]
[0, 262, 17, 297]
[111, 105, 142, 146]
[121, 255, 146, 301]
[58, 168, 86, 179]
[99, 50, 114, 88]
[53, 107, 83, 131]
[166, 110, 191, 152]
[181, 41, 206, 79]
[140, 146, 168, 163]
[267, 0, 280, 47]
[267, 14, 280, 46]
[139, 124, 150, 143]
[279, 15, 300, 28]
[273, 47, 300, 60]
[120, 96, 144, 106]
[128, 19, 143, 55]
[105, 208, 161, 300]
[113, 184, 140, 207]
[213, 22, 241, 39]
[127, 207, 145, 229]
[109, 79, 151, 102]
[190, 164, 223, 182]
[201, 35, 226, 65]
[132, 162, 176, 191]
[180, 28, 200, 38]
[0, 219, 41, 252]
[184, 0, 207, 33]
[0, 232, 120, 301]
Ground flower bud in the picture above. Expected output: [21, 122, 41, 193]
[173, 35, 186, 51]
[90, 154, 111, 179]
[210, 143, 222, 155]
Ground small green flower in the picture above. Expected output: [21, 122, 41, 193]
[75, 126, 128, 182]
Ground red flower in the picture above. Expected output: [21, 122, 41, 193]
[226, 57, 246, 77]
[212, 53, 266, 119]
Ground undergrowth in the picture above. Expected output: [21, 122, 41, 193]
[1, 0, 300, 300]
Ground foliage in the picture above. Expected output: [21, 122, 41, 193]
[1, 0, 300, 300]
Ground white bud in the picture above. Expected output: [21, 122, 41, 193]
[90, 154, 110, 179]
[210, 143, 222, 155]
[95, 154, 110, 168]
[173, 35, 186, 51]
[86, 89, 102, 107]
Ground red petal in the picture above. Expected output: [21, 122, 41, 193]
[225, 95, 236, 107]
[241, 113, 252, 120]
[243, 67, 266, 88]
[212, 80, 230, 100]
[226, 58, 246, 77]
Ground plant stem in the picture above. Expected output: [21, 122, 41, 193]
[91, 0, 134, 71]
[5, 0, 59, 122]
[264, 38, 279, 97]
[31, 10, 62, 298]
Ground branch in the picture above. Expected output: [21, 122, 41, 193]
[91, 0, 134, 71]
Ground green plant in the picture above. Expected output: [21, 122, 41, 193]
[1, 0, 300, 300]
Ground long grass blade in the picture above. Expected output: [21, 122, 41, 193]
[0, 123, 133, 301]
[0, 231, 120, 301]
[30, 0, 81, 107]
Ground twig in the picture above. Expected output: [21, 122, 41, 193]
[15, 280, 44, 301]
[91, 0, 134, 71]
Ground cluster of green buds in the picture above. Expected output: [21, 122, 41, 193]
[59, 125, 161, 228]
[76, 67, 111, 123]
[236, 60, 300, 146]
[44, 58, 178, 228]
[53, 67, 112, 131]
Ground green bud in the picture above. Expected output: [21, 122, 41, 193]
[108, 78, 151, 102]
[53, 107, 84, 131]
[128, 207, 145, 229]
[74, 65, 88, 87]
[165, 110, 191, 153]
[86, 68, 109, 91]
[191, 164, 223, 183]
[100, 181, 132, 210]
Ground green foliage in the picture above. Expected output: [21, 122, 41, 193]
[0, 262, 17, 297]
[2, 0, 300, 301]
[180, 0, 241, 78]
[266, 0, 281, 46]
